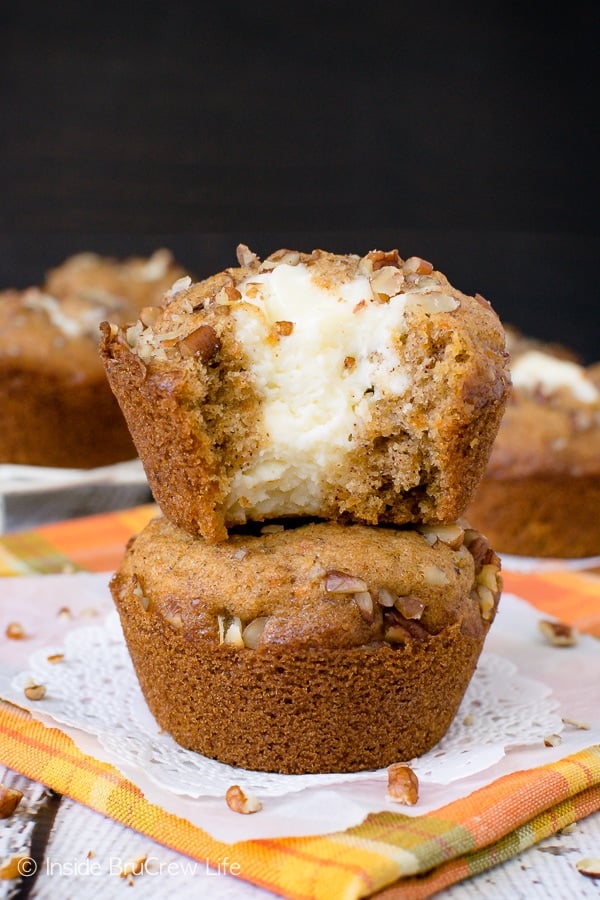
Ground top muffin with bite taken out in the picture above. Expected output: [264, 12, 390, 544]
[100, 245, 510, 541]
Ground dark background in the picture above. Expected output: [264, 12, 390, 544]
[1, 2, 598, 360]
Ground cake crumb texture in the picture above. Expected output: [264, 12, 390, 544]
[101, 246, 510, 540]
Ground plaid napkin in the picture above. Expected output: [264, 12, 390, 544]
[1, 505, 600, 899]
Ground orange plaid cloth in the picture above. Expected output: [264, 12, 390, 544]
[1, 505, 600, 899]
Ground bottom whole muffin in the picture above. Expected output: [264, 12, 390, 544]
[110, 516, 502, 774]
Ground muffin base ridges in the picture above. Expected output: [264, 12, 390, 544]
[113, 577, 484, 774]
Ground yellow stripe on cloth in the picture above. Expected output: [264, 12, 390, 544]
[0, 504, 158, 575]
[1, 699, 599, 900]
[374, 783, 600, 899]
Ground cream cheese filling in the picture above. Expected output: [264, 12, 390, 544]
[226, 262, 413, 519]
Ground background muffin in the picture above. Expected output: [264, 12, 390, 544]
[466, 340, 600, 558]
[0, 249, 188, 469]
[45, 248, 187, 310]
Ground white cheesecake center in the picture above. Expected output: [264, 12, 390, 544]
[226, 262, 413, 519]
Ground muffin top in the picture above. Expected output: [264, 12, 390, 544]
[102, 245, 510, 539]
[113, 515, 501, 652]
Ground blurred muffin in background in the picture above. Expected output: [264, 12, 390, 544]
[466, 327, 600, 558]
[503, 323, 581, 364]
[0, 249, 190, 469]
[45, 248, 186, 310]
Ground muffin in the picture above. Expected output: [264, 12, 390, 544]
[503, 324, 581, 363]
[100, 245, 510, 542]
[45, 248, 187, 310]
[0, 249, 188, 468]
[466, 346, 600, 557]
[110, 514, 501, 774]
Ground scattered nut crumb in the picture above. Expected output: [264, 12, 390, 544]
[225, 784, 262, 814]
[236, 244, 258, 267]
[0, 856, 27, 880]
[57, 606, 73, 620]
[575, 857, 600, 877]
[561, 716, 590, 731]
[537, 845, 571, 856]
[273, 320, 294, 337]
[387, 763, 419, 805]
[543, 733, 562, 747]
[24, 683, 46, 701]
[0, 785, 23, 818]
[47, 653, 64, 664]
[119, 855, 147, 879]
[538, 619, 578, 647]
[5, 622, 26, 640]
[462, 714, 475, 726]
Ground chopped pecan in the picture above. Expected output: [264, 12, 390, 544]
[225, 785, 262, 814]
[177, 324, 220, 362]
[0, 785, 23, 819]
[539, 619, 578, 647]
[353, 591, 375, 623]
[383, 608, 429, 643]
[387, 763, 419, 805]
[325, 571, 368, 594]
[366, 249, 402, 270]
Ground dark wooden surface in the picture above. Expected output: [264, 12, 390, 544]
[0, 2, 598, 359]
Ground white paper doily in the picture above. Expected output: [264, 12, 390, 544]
[8, 612, 562, 798]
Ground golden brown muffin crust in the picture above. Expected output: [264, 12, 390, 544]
[110, 516, 501, 773]
[101, 246, 510, 541]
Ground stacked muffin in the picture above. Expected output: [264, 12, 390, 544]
[0, 249, 188, 468]
[466, 327, 600, 558]
[101, 245, 510, 774]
